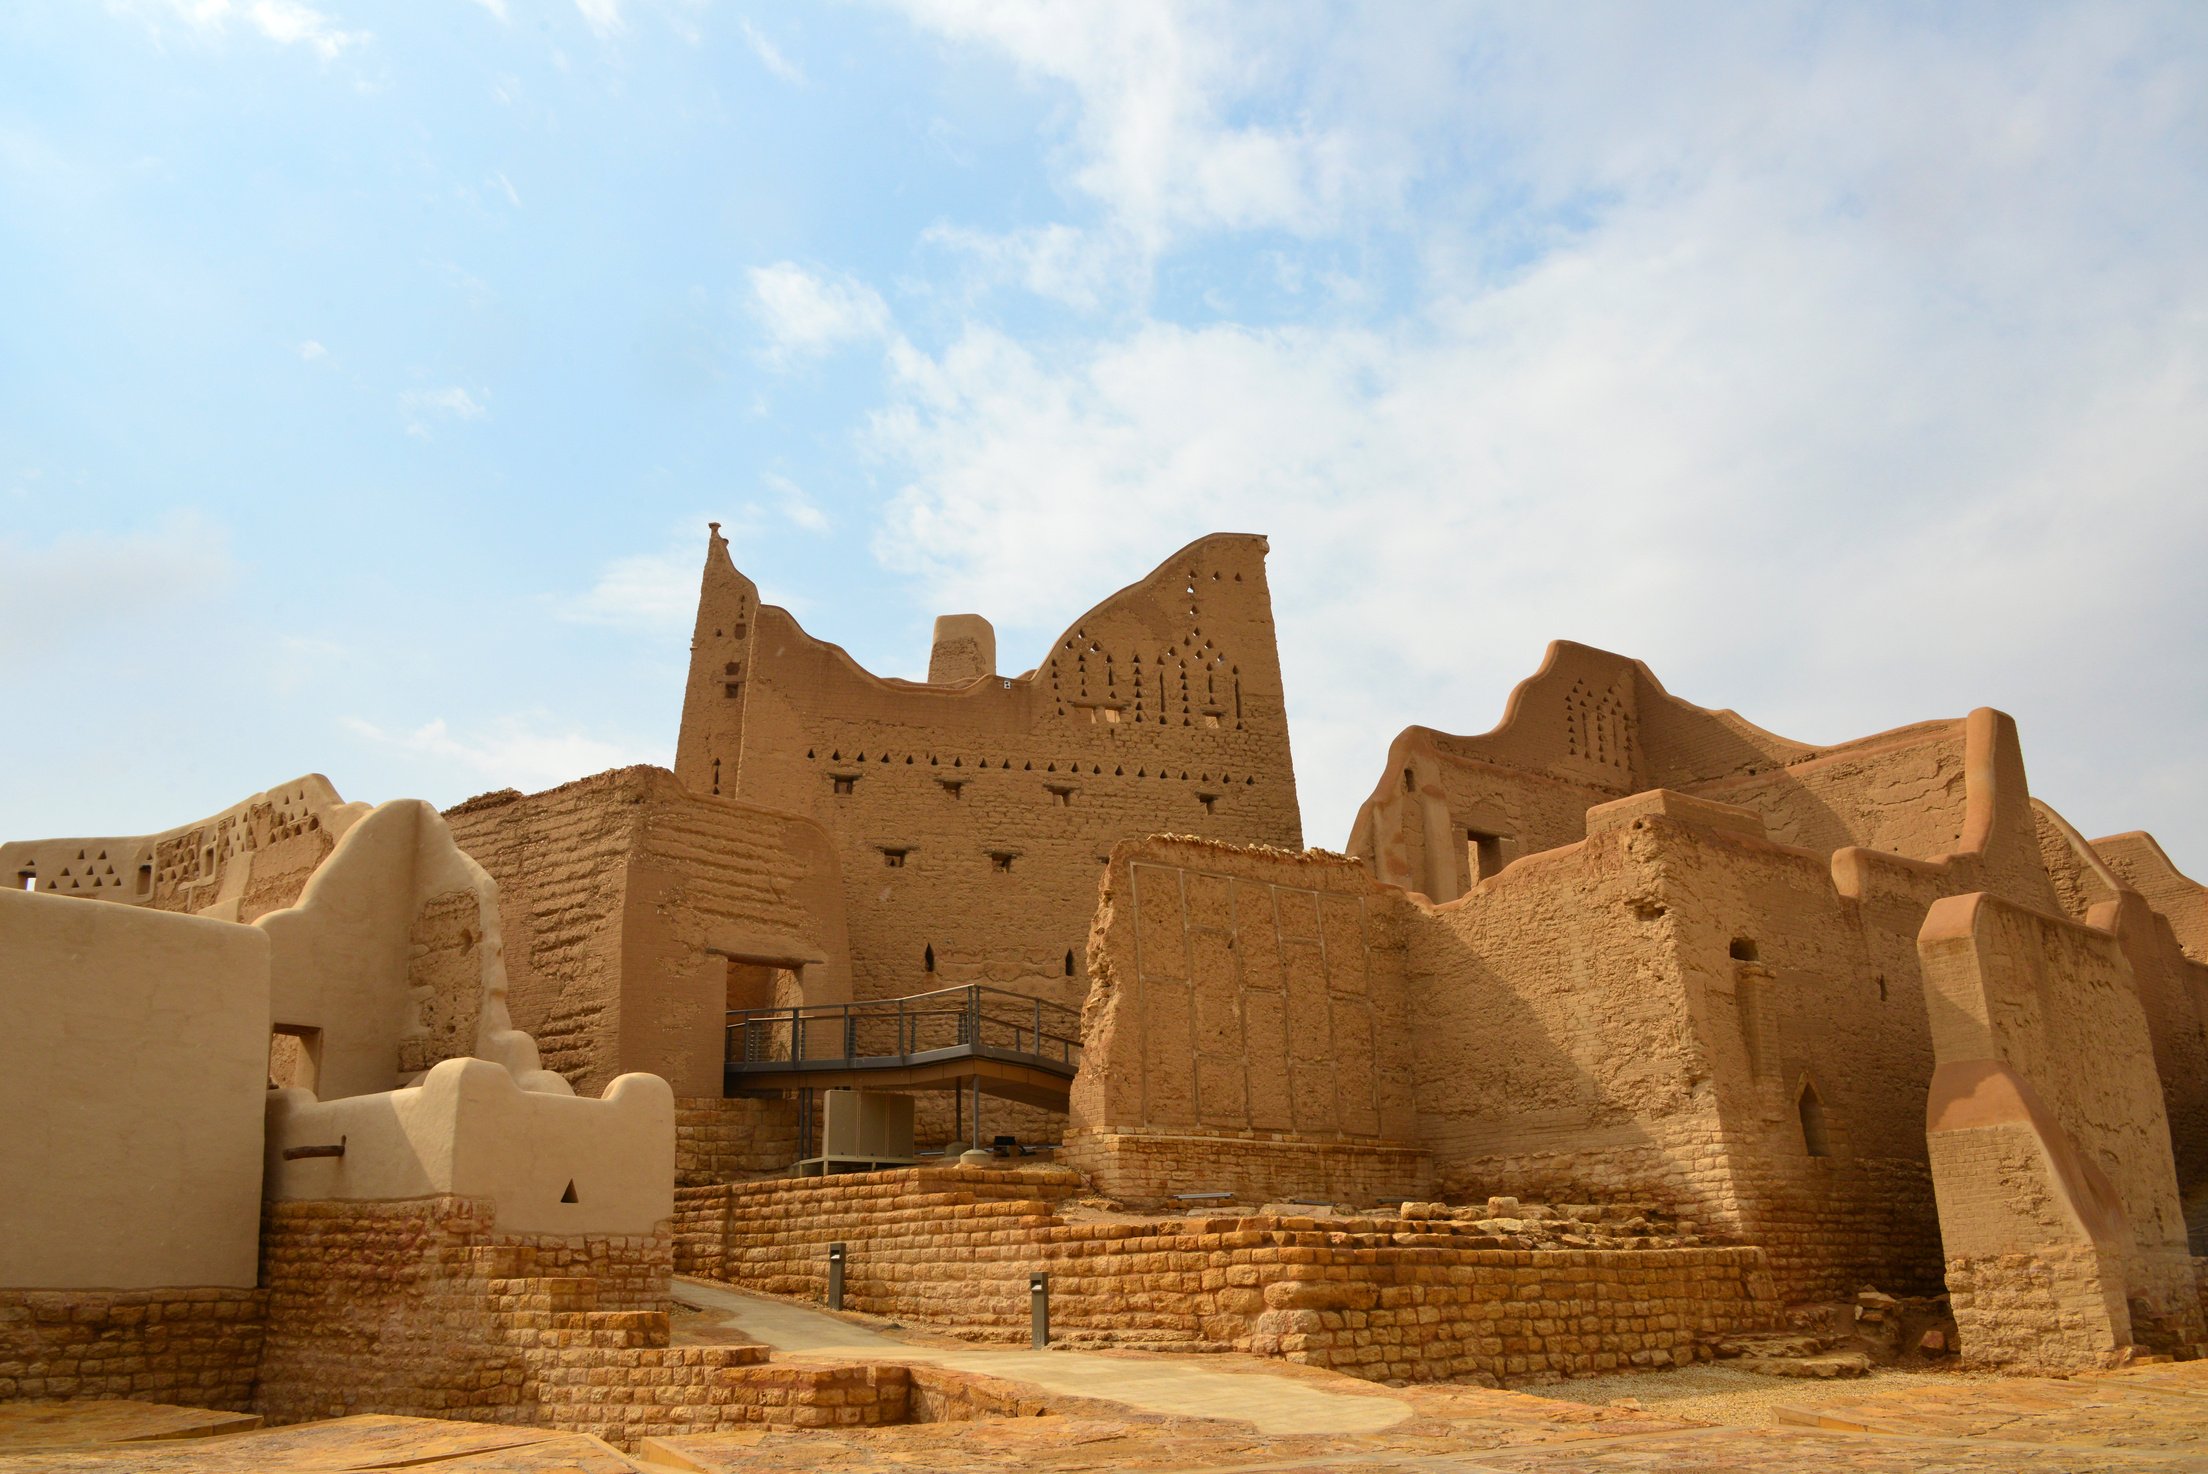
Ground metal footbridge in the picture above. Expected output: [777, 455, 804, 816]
[723, 983, 1083, 1112]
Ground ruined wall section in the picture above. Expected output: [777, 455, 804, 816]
[2095, 831, 2208, 962]
[1, 775, 365, 922]
[624, 768, 853, 1095]
[677, 530, 1303, 1009]
[1621, 796, 1949, 1298]
[1405, 791, 1952, 1300]
[1404, 811, 1735, 1230]
[1065, 837, 1428, 1205]
[447, 776, 639, 1092]
[1349, 645, 2052, 918]
[448, 768, 847, 1180]
[1917, 893, 2203, 1366]
[2037, 818, 2208, 1251]
[1685, 724, 1969, 866]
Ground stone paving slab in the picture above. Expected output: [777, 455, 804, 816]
[0, 1399, 262, 1449]
[1771, 1364, 2208, 1449]
[0, 1413, 641, 1472]
[675, 1277, 1416, 1435]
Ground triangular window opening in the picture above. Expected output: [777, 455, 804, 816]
[560, 1180, 579, 1204]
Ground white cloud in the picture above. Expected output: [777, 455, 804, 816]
[746, 262, 890, 365]
[117, 0, 370, 60]
[921, 222, 1122, 312]
[860, 7, 2208, 849]
[882, 2, 1382, 260]
[0, 514, 235, 661]
[342, 714, 636, 792]
[491, 171, 521, 208]
[563, 544, 701, 631]
[398, 385, 487, 437]
[296, 338, 326, 361]
[739, 17, 804, 85]
[764, 472, 829, 533]
[573, 0, 622, 38]
[471, 0, 508, 21]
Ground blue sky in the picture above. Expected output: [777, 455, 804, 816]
[4, 2, 2206, 873]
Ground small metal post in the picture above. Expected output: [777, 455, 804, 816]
[1030, 1272, 1049, 1349]
[827, 1242, 845, 1311]
[971, 1074, 983, 1150]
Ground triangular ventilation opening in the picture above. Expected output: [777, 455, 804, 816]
[560, 1180, 579, 1204]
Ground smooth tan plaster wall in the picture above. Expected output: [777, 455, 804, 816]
[0, 889, 268, 1289]
[1066, 836, 1426, 1203]
[264, 1057, 675, 1237]
[1, 775, 366, 922]
[447, 767, 853, 1100]
[1920, 895, 2200, 1323]
[256, 798, 554, 1102]
[676, 530, 1303, 1011]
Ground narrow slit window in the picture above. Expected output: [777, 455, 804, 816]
[1798, 1083, 1831, 1157]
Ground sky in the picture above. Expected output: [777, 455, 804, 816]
[3, 2, 2206, 874]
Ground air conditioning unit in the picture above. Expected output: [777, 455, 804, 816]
[821, 1089, 916, 1160]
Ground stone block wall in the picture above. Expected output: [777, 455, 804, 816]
[254, 1194, 914, 1449]
[0, 1288, 263, 1409]
[676, 1096, 800, 1186]
[683, 1167, 1778, 1383]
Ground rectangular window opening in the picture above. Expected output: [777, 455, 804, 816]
[831, 775, 857, 796]
[1465, 829, 1508, 884]
[882, 848, 908, 868]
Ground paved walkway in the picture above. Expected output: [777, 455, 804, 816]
[671, 1276, 1413, 1435]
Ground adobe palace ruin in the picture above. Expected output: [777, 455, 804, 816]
[4, 528, 2205, 1455]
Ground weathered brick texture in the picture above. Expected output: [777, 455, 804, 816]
[0, 1287, 264, 1409]
[684, 1167, 1778, 1383]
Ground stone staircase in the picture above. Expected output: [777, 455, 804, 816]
[466, 1246, 904, 1449]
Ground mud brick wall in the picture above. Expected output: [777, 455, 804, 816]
[1061, 1130, 1431, 1209]
[688, 1168, 1778, 1383]
[0, 1287, 263, 1409]
[677, 530, 1304, 1014]
[1068, 838, 1431, 1207]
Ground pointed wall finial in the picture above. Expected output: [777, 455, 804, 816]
[708, 521, 722, 537]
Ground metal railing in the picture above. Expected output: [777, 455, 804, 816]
[725, 982, 1083, 1076]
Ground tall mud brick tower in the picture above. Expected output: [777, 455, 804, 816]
[676, 527, 1305, 1015]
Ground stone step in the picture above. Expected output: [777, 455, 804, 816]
[1739, 1352, 1870, 1379]
[1712, 1333, 1830, 1359]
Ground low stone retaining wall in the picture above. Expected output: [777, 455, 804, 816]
[681, 1167, 1780, 1383]
[0, 1287, 264, 1409]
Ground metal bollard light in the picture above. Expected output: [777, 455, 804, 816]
[827, 1242, 846, 1312]
[1030, 1271, 1050, 1349]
